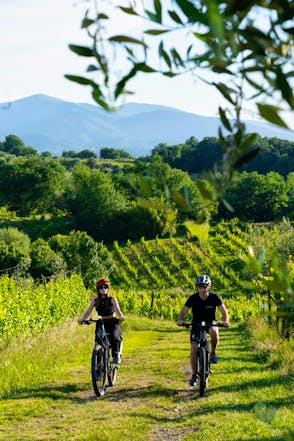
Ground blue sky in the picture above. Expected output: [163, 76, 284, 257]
[0, 0, 293, 127]
[0, 0, 233, 117]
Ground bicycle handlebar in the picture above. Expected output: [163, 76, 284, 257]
[181, 321, 226, 328]
[80, 319, 98, 325]
[80, 317, 120, 325]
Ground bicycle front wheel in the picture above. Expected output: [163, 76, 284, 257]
[199, 347, 206, 397]
[108, 362, 118, 387]
[91, 345, 107, 397]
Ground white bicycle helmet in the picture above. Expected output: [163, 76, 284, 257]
[195, 274, 211, 287]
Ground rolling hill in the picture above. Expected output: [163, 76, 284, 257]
[0, 94, 293, 156]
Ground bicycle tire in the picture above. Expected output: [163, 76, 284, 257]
[108, 362, 118, 386]
[199, 347, 206, 397]
[91, 345, 107, 397]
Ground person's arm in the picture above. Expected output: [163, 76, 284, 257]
[77, 297, 96, 324]
[112, 297, 125, 321]
[218, 303, 230, 327]
[177, 305, 189, 326]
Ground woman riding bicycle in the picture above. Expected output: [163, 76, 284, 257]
[78, 278, 125, 363]
[177, 274, 229, 386]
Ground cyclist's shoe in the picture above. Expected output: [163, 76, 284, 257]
[210, 352, 218, 364]
[113, 355, 121, 364]
[189, 374, 197, 386]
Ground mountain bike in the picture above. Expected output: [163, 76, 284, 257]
[183, 321, 224, 397]
[81, 318, 121, 397]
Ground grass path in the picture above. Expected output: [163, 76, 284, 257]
[0, 317, 293, 441]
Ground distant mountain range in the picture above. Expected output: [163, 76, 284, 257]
[0, 94, 293, 157]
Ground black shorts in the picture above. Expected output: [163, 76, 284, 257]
[190, 322, 214, 343]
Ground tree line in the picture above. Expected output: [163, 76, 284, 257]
[151, 135, 294, 177]
[0, 134, 293, 239]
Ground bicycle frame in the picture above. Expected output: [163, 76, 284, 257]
[81, 318, 119, 397]
[183, 320, 223, 397]
[194, 321, 210, 375]
[94, 318, 110, 353]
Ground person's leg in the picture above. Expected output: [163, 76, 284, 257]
[189, 325, 199, 386]
[112, 323, 122, 362]
[190, 343, 197, 374]
[208, 326, 219, 362]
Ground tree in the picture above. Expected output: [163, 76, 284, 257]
[0, 157, 66, 215]
[285, 172, 294, 219]
[0, 227, 31, 273]
[49, 231, 114, 287]
[67, 164, 128, 240]
[0, 134, 37, 156]
[100, 147, 133, 159]
[152, 142, 183, 167]
[29, 238, 66, 278]
[77, 149, 97, 159]
[65, 0, 293, 205]
[221, 171, 288, 221]
[62, 150, 78, 158]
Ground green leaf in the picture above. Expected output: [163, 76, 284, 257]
[163, 71, 177, 77]
[81, 18, 95, 28]
[219, 107, 232, 132]
[233, 147, 260, 169]
[145, 10, 159, 22]
[154, 0, 162, 22]
[168, 9, 183, 24]
[257, 104, 289, 129]
[213, 82, 236, 105]
[86, 64, 98, 72]
[207, 0, 224, 41]
[171, 48, 184, 67]
[118, 6, 139, 16]
[137, 63, 156, 73]
[97, 13, 109, 20]
[159, 42, 171, 68]
[196, 180, 214, 201]
[114, 63, 154, 99]
[92, 87, 110, 111]
[276, 67, 294, 108]
[239, 133, 258, 153]
[171, 188, 191, 211]
[221, 198, 234, 213]
[193, 31, 209, 43]
[144, 29, 169, 35]
[68, 45, 93, 57]
[64, 75, 95, 86]
[176, 0, 208, 25]
[109, 35, 147, 47]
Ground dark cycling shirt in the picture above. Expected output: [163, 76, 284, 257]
[185, 292, 222, 323]
[95, 296, 115, 316]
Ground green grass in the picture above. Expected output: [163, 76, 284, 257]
[0, 316, 293, 441]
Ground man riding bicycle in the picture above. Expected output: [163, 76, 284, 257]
[78, 278, 125, 364]
[177, 274, 229, 386]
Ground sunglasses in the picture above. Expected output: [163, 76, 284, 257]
[198, 284, 208, 288]
[98, 285, 109, 289]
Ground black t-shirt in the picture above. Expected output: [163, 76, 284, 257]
[185, 292, 222, 323]
[95, 296, 115, 316]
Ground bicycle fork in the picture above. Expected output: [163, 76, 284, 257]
[196, 342, 211, 377]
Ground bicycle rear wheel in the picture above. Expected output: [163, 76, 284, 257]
[199, 347, 206, 397]
[91, 345, 107, 397]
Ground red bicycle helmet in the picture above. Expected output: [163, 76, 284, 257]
[96, 278, 110, 287]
